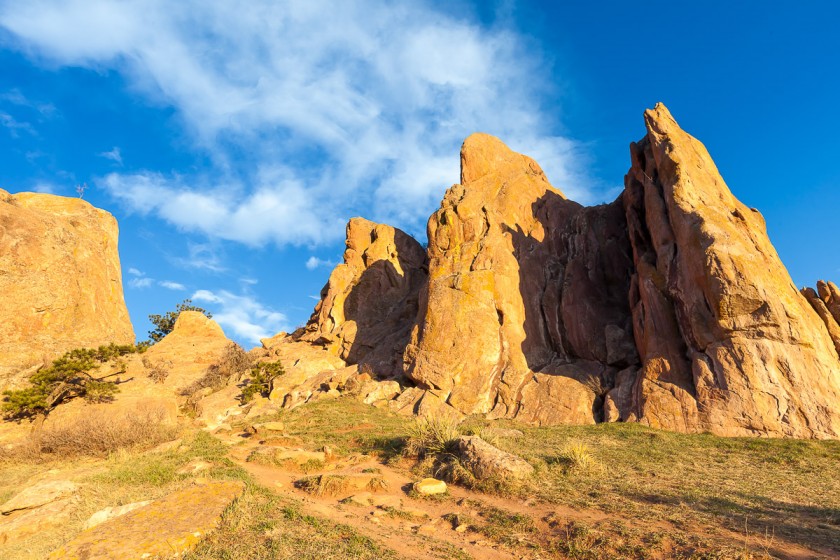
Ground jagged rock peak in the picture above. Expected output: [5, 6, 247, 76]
[293, 217, 427, 378]
[459, 133, 558, 193]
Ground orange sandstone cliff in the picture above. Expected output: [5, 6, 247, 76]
[273, 104, 840, 438]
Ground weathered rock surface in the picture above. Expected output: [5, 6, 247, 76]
[293, 217, 428, 378]
[0, 190, 134, 389]
[456, 435, 534, 480]
[266, 103, 840, 439]
[48, 480, 243, 559]
[403, 133, 632, 425]
[83, 501, 152, 530]
[622, 104, 840, 438]
[0, 479, 77, 515]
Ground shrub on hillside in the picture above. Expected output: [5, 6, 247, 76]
[2, 343, 143, 419]
[242, 360, 285, 402]
[29, 405, 175, 458]
[147, 298, 213, 344]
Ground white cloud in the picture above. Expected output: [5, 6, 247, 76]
[0, 111, 35, 137]
[159, 280, 186, 290]
[0, 88, 55, 115]
[171, 242, 226, 272]
[192, 288, 288, 345]
[305, 256, 334, 270]
[98, 146, 123, 165]
[0, 1, 595, 247]
[128, 277, 154, 288]
[31, 182, 56, 194]
[127, 267, 144, 276]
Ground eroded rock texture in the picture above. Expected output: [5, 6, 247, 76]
[0, 190, 135, 389]
[621, 104, 840, 438]
[271, 104, 840, 438]
[402, 133, 636, 425]
[292, 217, 428, 377]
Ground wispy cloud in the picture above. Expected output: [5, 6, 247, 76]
[31, 182, 56, 194]
[0, 88, 55, 115]
[170, 242, 226, 272]
[192, 288, 288, 345]
[0, 0, 592, 247]
[0, 111, 35, 137]
[128, 276, 154, 289]
[127, 267, 144, 276]
[305, 256, 334, 270]
[98, 146, 123, 165]
[159, 280, 186, 290]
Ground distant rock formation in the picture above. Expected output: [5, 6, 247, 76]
[0, 190, 135, 389]
[270, 104, 840, 438]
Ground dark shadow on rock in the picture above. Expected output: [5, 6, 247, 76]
[340, 230, 428, 381]
[504, 190, 640, 416]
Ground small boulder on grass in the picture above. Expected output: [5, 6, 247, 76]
[413, 478, 447, 496]
[456, 435, 534, 480]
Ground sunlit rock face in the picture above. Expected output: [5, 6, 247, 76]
[277, 104, 840, 438]
[619, 104, 840, 438]
[0, 190, 135, 389]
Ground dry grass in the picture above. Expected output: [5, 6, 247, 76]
[180, 343, 252, 399]
[295, 474, 388, 497]
[0, 405, 178, 460]
[404, 413, 462, 457]
[266, 398, 840, 559]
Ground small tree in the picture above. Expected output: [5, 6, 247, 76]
[147, 298, 212, 344]
[2, 344, 141, 419]
[242, 360, 285, 402]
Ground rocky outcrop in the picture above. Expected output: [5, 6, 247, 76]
[803, 281, 840, 355]
[0, 190, 134, 389]
[292, 218, 428, 378]
[619, 104, 840, 438]
[273, 104, 840, 438]
[403, 133, 635, 425]
[48, 480, 244, 559]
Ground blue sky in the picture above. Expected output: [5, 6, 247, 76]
[1, 1, 838, 348]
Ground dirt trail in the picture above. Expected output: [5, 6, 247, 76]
[222, 433, 827, 560]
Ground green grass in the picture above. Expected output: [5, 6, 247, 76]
[185, 490, 399, 560]
[258, 398, 839, 559]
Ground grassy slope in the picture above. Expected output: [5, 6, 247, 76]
[270, 398, 840, 559]
[1, 398, 837, 559]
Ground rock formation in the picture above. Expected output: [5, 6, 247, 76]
[292, 217, 428, 377]
[0, 190, 134, 389]
[619, 105, 840, 438]
[269, 104, 840, 438]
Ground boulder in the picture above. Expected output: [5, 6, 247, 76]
[48, 480, 244, 559]
[0, 190, 134, 389]
[455, 436, 534, 480]
[0, 479, 77, 515]
[413, 478, 447, 496]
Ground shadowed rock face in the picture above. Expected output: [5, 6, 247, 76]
[283, 104, 840, 438]
[0, 190, 135, 389]
[293, 217, 428, 378]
